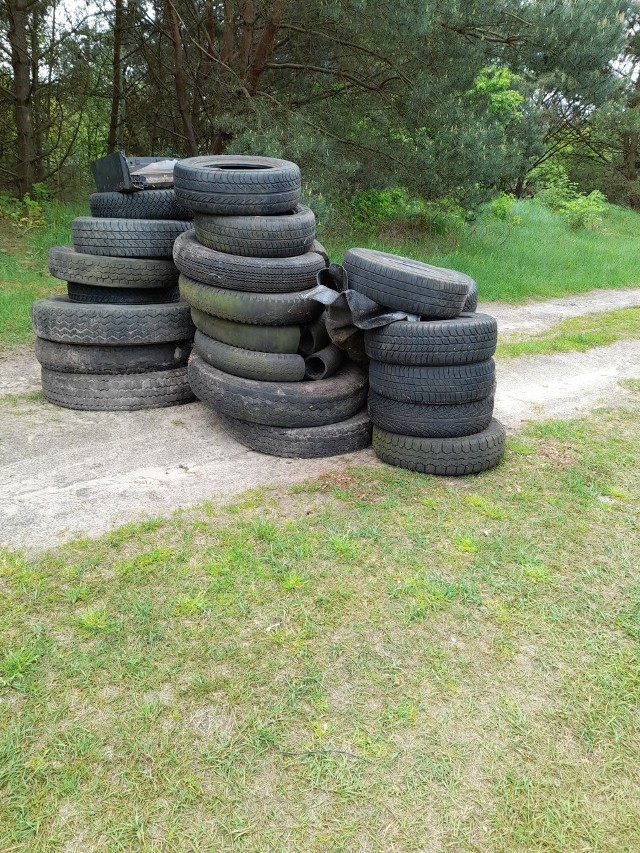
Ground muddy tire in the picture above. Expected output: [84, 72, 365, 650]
[372, 419, 506, 475]
[174, 155, 301, 215]
[191, 308, 300, 354]
[48, 245, 179, 289]
[194, 204, 315, 258]
[189, 353, 368, 427]
[72, 217, 192, 258]
[41, 366, 194, 411]
[343, 248, 470, 317]
[89, 190, 192, 220]
[364, 314, 497, 366]
[179, 275, 321, 326]
[194, 331, 305, 382]
[218, 409, 372, 458]
[31, 296, 194, 345]
[67, 283, 179, 304]
[370, 359, 496, 404]
[35, 337, 192, 374]
[173, 231, 327, 293]
[367, 390, 494, 437]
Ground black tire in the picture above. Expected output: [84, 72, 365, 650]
[31, 296, 195, 345]
[218, 409, 372, 458]
[364, 313, 497, 366]
[178, 275, 321, 326]
[173, 231, 327, 293]
[194, 204, 315, 258]
[41, 366, 195, 411]
[343, 248, 471, 317]
[367, 390, 494, 437]
[48, 245, 179, 289]
[35, 337, 192, 375]
[72, 217, 192, 258]
[372, 419, 506, 476]
[189, 353, 368, 427]
[191, 308, 300, 354]
[194, 331, 305, 382]
[305, 344, 344, 381]
[67, 283, 179, 304]
[369, 359, 496, 404]
[89, 190, 192, 220]
[174, 155, 301, 215]
[463, 280, 478, 313]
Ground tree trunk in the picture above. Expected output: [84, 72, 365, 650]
[166, 0, 198, 156]
[107, 0, 124, 154]
[7, 0, 36, 196]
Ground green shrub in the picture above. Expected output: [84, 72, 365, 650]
[346, 187, 465, 236]
[561, 191, 607, 229]
[0, 185, 48, 229]
[534, 165, 607, 229]
[490, 192, 521, 225]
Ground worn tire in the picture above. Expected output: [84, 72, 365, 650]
[89, 190, 192, 220]
[178, 275, 321, 326]
[41, 366, 195, 411]
[372, 419, 506, 475]
[194, 331, 305, 382]
[31, 296, 195, 345]
[189, 353, 368, 427]
[72, 217, 192, 258]
[191, 308, 300, 354]
[35, 337, 192, 375]
[194, 204, 315, 258]
[218, 409, 372, 458]
[370, 359, 496, 404]
[48, 245, 179, 289]
[173, 231, 327, 293]
[368, 390, 494, 437]
[364, 313, 497, 366]
[67, 282, 179, 304]
[463, 280, 478, 313]
[343, 248, 470, 317]
[174, 155, 301, 215]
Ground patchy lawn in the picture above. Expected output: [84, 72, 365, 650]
[496, 306, 640, 358]
[1, 392, 639, 852]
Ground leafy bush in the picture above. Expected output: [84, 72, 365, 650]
[346, 187, 465, 235]
[490, 192, 521, 225]
[0, 185, 48, 229]
[535, 165, 607, 229]
[561, 191, 607, 229]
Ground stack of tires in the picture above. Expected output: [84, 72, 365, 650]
[33, 191, 196, 411]
[343, 249, 506, 475]
[172, 155, 371, 458]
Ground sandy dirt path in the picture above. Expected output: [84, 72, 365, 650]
[2, 287, 640, 552]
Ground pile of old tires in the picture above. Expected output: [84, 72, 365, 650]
[343, 249, 506, 475]
[32, 190, 196, 410]
[172, 155, 371, 458]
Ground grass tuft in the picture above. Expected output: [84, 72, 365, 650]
[497, 306, 640, 358]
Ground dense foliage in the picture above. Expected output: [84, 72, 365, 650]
[0, 0, 637, 206]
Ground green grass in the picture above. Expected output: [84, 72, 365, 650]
[2, 395, 640, 851]
[0, 200, 87, 347]
[322, 199, 640, 302]
[496, 306, 640, 358]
